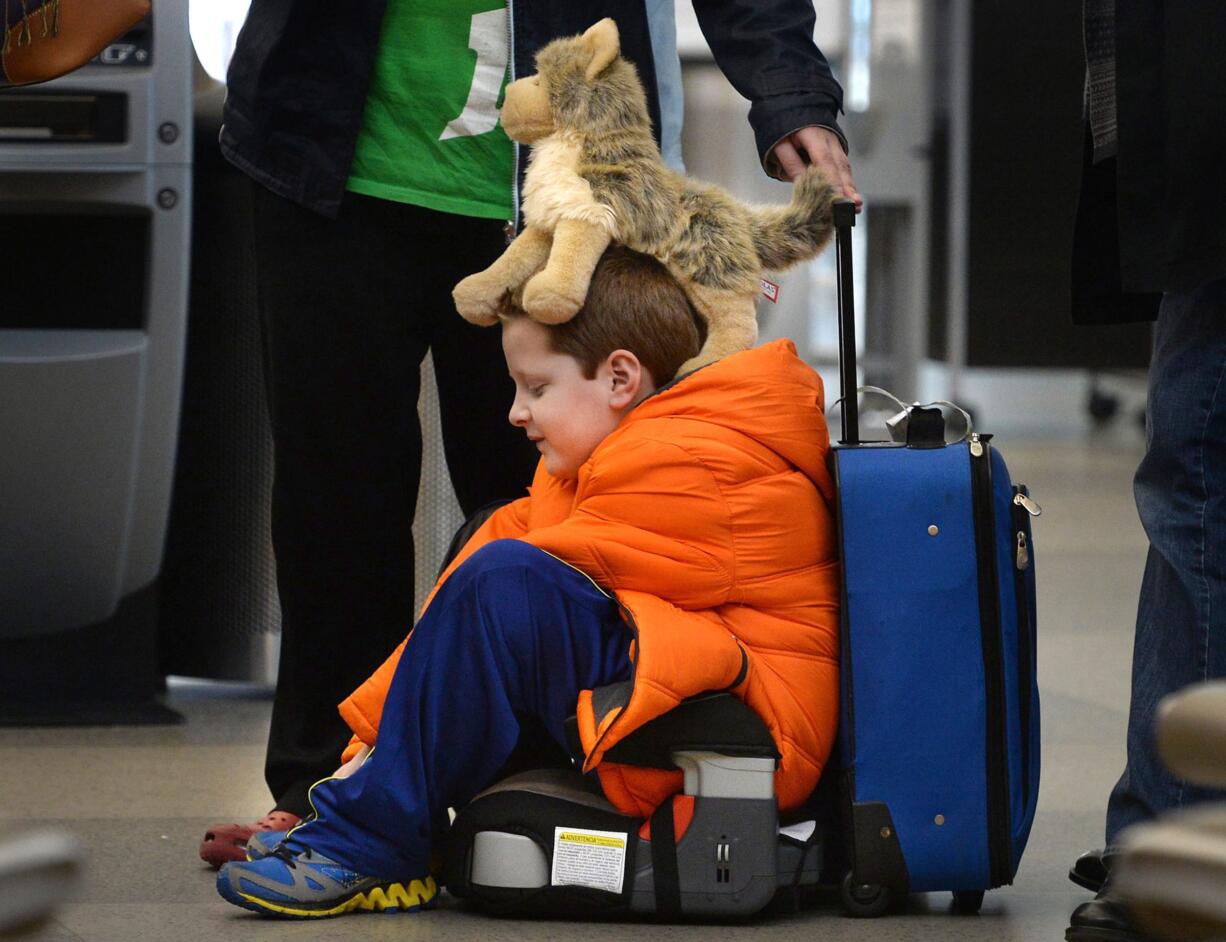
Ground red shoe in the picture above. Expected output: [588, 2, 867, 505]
[199, 810, 301, 870]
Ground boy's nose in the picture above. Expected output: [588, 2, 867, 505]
[508, 399, 529, 427]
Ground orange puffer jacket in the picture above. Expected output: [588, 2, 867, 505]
[339, 338, 840, 817]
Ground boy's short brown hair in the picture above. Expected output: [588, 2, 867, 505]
[503, 246, 705, 386]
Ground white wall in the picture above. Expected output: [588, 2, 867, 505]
[189, 0, 251, 81]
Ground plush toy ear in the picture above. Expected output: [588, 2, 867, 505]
[582, 18, 620, 80]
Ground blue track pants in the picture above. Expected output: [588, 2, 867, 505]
[286, 540, 633, 878]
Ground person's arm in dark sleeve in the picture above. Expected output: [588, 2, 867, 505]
[691, 0, 861, 208]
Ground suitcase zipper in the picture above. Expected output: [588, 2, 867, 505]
[1011, 485, 1040, 818]
[969, 434, 1013, 887]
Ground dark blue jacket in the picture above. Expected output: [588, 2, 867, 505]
[1071, 3, 1226, 323]
[219, 0, 845, 218]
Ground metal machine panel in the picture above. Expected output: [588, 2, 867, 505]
[0, 3, 190, 718]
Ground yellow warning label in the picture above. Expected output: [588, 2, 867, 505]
[558, 833, 625, 848]
[552, 826, 628, 894]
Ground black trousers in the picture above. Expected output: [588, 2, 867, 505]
[251, 185, 539, 816]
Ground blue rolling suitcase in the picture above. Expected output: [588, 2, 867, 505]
[827, 202, 1041, 916]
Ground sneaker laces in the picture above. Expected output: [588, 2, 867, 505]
[275, 826, 317, 864]
[271, 844, 303, 869]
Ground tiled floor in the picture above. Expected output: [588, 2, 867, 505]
[3, 433, 1150, 942]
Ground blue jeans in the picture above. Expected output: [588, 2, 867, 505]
[287, 540, 633, 879]
[1106, 277, 1226, 844]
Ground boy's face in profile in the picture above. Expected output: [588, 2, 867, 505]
[502, 317, 649, 479]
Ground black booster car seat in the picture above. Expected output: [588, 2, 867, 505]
[442, 689, 826, 917]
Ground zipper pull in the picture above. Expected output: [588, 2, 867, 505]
[969, 432, 984, 457]
[1013, 492, 1042, 517]
[1015, 532, 1030, 570]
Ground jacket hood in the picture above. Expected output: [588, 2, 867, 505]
[617, 339, 832, 495]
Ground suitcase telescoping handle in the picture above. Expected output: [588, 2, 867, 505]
[833, 199, 859, 446]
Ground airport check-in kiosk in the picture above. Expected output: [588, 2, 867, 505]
[0, 4, 191, 722]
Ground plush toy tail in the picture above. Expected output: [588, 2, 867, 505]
[748, 165, 836, 271]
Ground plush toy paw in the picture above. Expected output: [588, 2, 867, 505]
[521, 270, 584, 324]
[452, 272, 506, 326]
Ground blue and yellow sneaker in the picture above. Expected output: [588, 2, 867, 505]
[244, 830, 287, 861]
[216, 845, 437, 918]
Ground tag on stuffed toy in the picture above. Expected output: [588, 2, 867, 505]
[760, 278, 780, 303]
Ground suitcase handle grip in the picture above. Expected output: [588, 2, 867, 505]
[833, 199, 858, 445]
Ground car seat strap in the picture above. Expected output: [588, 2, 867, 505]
[649, 798, 682, 916]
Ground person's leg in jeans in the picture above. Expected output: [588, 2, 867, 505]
[1106, 276, 1226, 845]
[226, 541, 632, 892]
[253, 189, 524, 817]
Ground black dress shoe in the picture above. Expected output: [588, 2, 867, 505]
[1069, 848, 1109, 893]
[1066, 894, 1156, 942]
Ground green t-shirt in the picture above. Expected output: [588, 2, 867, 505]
[347, 0, 515, 220]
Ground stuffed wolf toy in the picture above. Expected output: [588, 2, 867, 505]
[452, 18, 835, 373]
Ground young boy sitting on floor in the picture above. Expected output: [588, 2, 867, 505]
[217, 246, 841, 918]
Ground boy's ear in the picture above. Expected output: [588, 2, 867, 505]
[606, 349, 645, 409]
[582, 18, 620, 80]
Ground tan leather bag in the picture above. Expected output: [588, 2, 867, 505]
[1, 0, 151, 87]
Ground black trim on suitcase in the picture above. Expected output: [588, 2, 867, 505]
[831, 456, 871, 892]
[1011, 485, 1036, 816]
[830, 456, 857, 765]
[848, 801, 910, 892]
[969, 438, 1014, 887]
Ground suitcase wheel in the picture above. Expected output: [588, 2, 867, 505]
[952, 890, 985, 915]
[839, 871, 893, 918]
